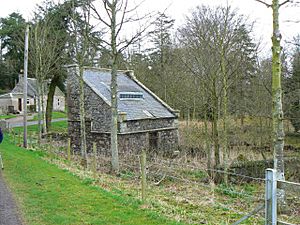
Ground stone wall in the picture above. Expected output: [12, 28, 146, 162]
[159, 129, 179, 151]
[69, 119, 178, 155]
[84, 83, 111, 133]
[120, 118, 177, 133]
[67, 66, 111, 132]
[216, 158, 300, 183]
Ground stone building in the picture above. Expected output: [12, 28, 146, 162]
[0, 75, 65, 114]
[67, 65, 179, 155]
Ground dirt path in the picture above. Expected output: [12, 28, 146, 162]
[0, 171, 23, 225]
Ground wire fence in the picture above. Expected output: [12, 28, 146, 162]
[277, 179, 300, 225]
[5, 129, 300, 225]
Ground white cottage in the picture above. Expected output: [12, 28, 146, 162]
[0, 76, 65, 114]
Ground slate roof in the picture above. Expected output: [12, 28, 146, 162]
[10, 77, 65, 98]
[83, 68, 176, 121]
[11, 78, 37, 97]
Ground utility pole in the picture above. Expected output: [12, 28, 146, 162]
[23, 24, 29, 148]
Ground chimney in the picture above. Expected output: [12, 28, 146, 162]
[19, 69, 24, 83]
[126, 70, 136, 79]
[18, 74, 23, 83]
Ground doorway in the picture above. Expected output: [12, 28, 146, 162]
[18, 98, 22, 111]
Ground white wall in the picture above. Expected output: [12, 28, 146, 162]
[53, 95, 65, 111]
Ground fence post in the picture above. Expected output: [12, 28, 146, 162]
[140, 150, 147, 202]
[13, 130, 16, 145]
[93, 142, 97, 179]
[48, 135, 52, 155]
[18, 131, 21, 146]
[265, 168, 277, 225]
[67, 138, 71, 161]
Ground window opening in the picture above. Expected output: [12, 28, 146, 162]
[119, 92, 143, 100]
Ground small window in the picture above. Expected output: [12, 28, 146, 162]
[27, 99, 30, 105]
[57, 98, 60, 106]
[119, 92, 143, 100]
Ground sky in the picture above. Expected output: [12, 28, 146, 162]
[0, 0, 299, 56]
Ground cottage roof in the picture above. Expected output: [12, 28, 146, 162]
[0, 93, 23, 99]
[83, 68, 176, 121]
[11, 78, 37, 97]
[10, 77, 65, 98]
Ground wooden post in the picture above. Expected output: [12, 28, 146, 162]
[67, 138, 71, 161]
[28, 132, 31, 149]
[49, 135, 52, 155]
[140, 150, 146, 201]
[13, 130, 16, 145]
[18, 131, 21, 146]
[93, 142, 97, 179]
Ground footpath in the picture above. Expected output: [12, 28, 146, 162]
[0, 171, 23, 225]
[0, 138, 177, 225]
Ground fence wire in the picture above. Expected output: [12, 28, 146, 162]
[7, 130, 298, 225]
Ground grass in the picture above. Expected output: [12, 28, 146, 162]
[0, 114, 17, 120]
[0, 138, 181, 225]
[13, 120, 68, 134]
[285, 132, 300, 148]
[31, 111, 67, 121]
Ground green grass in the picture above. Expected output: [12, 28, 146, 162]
[285, 133, 300, 148]
[13, 120, 68, 133]
[0, 114, 17, 120]
[0, 138, 181, 225]
[31, 111, 67, 121]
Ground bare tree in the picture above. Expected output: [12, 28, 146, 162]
[178, 5, 257, 177]
[254, 0, 293, 181]
[68, 0, 101, 168]
[30, 13, 63, 143]
[89, 0, 153, 173]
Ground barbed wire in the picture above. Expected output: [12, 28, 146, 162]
[147, 170, 264, 201]
[153, 159, 266, 182]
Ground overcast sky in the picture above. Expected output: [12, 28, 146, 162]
[0, 0, 299, 56]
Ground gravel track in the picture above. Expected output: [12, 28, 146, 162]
[0, 171, 23, 225]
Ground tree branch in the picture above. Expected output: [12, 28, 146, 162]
[279, 0, 291, 7]
[254, 0, 272, 7]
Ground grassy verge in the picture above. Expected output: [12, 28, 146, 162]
[285, 133, 300, 148]
[0, 114, 17, 120]
[13, 120, 68, 134]
[1, 139, 180, 225]
[31, 111, 67, 121]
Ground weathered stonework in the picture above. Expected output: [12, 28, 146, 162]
[67, 65, 179, 155]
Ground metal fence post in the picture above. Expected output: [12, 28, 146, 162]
[265, 169, 277, 225]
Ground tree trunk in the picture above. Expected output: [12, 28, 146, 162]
[40, 81, 47, 134]
[272, 0, 285, 179]
[204, 111, 211, 175]
[212, 86, 220, 167]
[46, 75, 59, 132]
[110, 0, 119, 173]
[79, 66, 87, 168]
[221, 52, 229, 185]
[36, 80, 42, 145]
